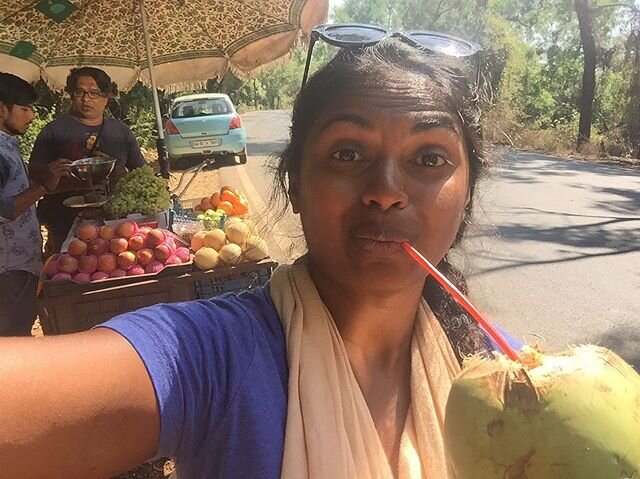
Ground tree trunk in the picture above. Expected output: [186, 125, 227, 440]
[625, 29, 640, 157]
[574, 0, 597, 151]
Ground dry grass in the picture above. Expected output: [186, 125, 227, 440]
[484, 115, 638, 167]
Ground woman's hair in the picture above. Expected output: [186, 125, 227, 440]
[65, 67, 118, 97]
[0, 72, 37, 107]
[271, 38, 493, 362]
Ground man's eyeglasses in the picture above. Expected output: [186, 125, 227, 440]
[72, 88, 104, 100]
[301, 23, 482, 89]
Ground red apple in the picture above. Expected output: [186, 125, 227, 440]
[128, 234, 146, 251]
[67, 239, 88, 257]
[116, 221, 139, 239]
[73, 272, 92, 283]
[43, 259, 60, 278]
[154, 243, 175, 262]
[136, 248, 155, 266]
[75, 223, 99, 242]
[109, 237, 129, 255]
[99, 225, 116, 241]
[78, 255, 98, 274]
[91, 271, 110, 281]
[117, 251, 137, 271]
[88, 238, 108, 256]
[58, 254, 79, 274]
[97, 253, 117, 273]
[146, 229, 166, 248]
[110, 269, 127, 278]
[51, 272, 72, 281]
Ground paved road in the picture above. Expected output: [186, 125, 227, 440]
[218, 110, 640, 367]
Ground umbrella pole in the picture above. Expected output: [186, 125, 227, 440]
[139, 0, 170, 178]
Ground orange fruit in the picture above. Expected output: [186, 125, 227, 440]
[217, 200, 235, 215]
[200, 197, 213, 211]
[233, 198, 249, 216]
[220, 189, 240, 205]
[210, 192, 221, 208]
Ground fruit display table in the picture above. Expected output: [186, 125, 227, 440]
[37, 259, 277, 335]
[39, 175, 277, 335]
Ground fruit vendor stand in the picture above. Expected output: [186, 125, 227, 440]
[37, 159, 276, 335]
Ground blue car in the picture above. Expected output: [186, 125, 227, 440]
[164, 93, 247, 166]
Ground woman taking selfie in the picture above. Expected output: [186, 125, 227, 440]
[0, 26, 503, 478]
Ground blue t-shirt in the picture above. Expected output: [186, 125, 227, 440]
[102, 286, 522, 478]
[100, 286, 288, 479]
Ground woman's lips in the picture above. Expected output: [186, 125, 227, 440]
[353, 237, 405, 255]
[352, 229, 413, 255]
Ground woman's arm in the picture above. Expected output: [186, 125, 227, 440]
[0, 328, 160, 478]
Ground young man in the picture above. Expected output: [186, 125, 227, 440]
[0, 73, 70, 336]
[29, 67, 146, 255]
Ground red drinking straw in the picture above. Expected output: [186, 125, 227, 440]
[402, 242, 519, 361]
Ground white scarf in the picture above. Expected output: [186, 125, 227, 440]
[270, 263, 461, 478]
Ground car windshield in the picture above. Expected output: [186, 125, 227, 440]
[172, 98, 232, 118]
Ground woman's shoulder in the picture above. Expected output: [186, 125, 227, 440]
[100, 285, 282, 355]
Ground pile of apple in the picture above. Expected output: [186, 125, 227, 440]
[43, 221, 191, 283]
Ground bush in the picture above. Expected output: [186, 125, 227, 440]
[128, 107, 157, 150]
[19, 108, 55, 161]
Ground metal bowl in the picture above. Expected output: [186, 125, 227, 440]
[70, 157, 117, 183]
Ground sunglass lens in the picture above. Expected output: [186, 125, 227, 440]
[320, 24, 388, 46]
[410, 32, 477, 57]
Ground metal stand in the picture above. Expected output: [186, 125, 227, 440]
[139, 0, 171, 179]
[170, 157, 217, 200]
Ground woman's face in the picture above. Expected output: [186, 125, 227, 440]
[291, 89, 471, 293]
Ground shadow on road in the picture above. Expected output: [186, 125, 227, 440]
[468, 151, 640, 274]
[590, 325, 640, 371]
[247, 139, 288, 157]
[492, 150, 640, 184]
[591, 186, 640, 215]
[491, 217, 640, 250]
[467, 208, 640, 274]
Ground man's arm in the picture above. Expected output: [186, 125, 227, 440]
[0, 183, 46, 223]
[29, 123, 85, 193]
[0, 159, 71, 223]
[0, 329, 160, 478]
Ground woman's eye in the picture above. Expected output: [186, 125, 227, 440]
[331, 148, 362, 162]
[414, 153, 448, 167]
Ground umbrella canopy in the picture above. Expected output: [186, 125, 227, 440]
[0, 0, 328, 91]
[0, 0, 328, 176]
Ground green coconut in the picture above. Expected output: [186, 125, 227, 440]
[445, 345, 640, 479]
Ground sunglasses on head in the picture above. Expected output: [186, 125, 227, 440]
[301, 23, 483, 89]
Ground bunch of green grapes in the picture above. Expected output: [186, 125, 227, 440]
[105, 165, 171, 219]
